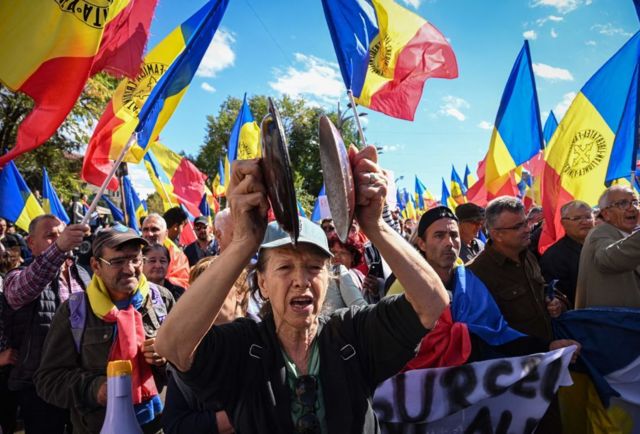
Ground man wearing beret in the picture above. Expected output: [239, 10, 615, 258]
[454, 203, 486, 263]
[34, 224, 175, 434]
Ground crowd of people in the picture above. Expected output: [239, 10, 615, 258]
[0, 147, 639, 433]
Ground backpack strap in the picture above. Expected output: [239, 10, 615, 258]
[69, 292, 87, 353]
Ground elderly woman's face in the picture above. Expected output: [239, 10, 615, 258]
[143, 249, 169, 284]
[258, 244, 329, 330]
[330, 243, 354, 268]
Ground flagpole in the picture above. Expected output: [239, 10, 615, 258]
[347, 90, 367, 147]
[81, 134, 136, 225]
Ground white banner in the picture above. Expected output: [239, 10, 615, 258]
[373, 347, 576, 433]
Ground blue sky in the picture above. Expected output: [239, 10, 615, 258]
[128, 0, 639, 200]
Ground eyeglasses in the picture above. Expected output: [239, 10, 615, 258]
[98, 255, 143, 268]
[294, 375, 320, 434]
[561, 215, 594, 222]
[607, 199, 640, 210]
[492, 220, 528, 231]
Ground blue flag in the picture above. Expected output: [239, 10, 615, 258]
[102, 195, 125, 223]
[42, 168, 70, 224]
[199, 193, 211, 217]
[542, 110, 558, 146]
[0, 161, 43, 231]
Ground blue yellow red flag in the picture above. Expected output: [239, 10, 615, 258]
[485, 41, 543, 194]
[321, 0, 458, 120]
[0, 162, 44, 231]
[542, 111, 558, 146]
[540, 32, 640, 252]
[224, 94, 260, 186]
[213, 158, 226, 197]
[199, 193, 211, 218]
[450, 166, 468, 204]
[463, 165, 476, 190]
[122, 175, 146, 231]
[441, 178, 457, 210]
[42, 168, 70, 224]
[136, 0, 230, 151]
[415, 176, 428, 210]
[0, 0, 156, 167]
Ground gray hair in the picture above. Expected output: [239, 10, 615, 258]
[142, 213, 167, 230]
[214, 208, 231, 232]
[560, 200, 592, 218]
[485, 196, 525, 230]
[28, 214, 62, 235]
[598, 185, 634, 209]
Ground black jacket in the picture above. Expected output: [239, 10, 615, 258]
[540, 236, 582, 306]
[179, 295, 427, 434]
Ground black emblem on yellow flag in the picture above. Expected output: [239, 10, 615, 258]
[369, 34, 393, 78]
[55, 0, 114, 29]
[561, 129, 608, 178]
[122, 62, 169, 116]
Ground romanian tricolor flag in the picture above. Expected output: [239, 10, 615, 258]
[136, 0, 230, 152]
[450, 166, 467, 205]
[414, 175, 437, 210]
[441, 178, 457, 210]
[122, 175, 146, 231]
[543, 110, 558, 146]
[0, 162, 43, 232]
[485, 41, 543, 195]
[42, 168, 70, 224]
[463, 164, 476, 190]
[199, 193, 212, 219]
[0, 0, 156, 167]
[83, 0, 225, 189]
[143, 141, 208, 219]
[321, 0, 458, 121]
[212, 158, 226, 198]
[540, 32, 640, 253]
[402, 194, 417, 221]
[224, 94, 260, 186]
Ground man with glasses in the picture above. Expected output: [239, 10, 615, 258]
[2, 215, 90, 434]
[540, 200, 594, 307]
[34, 224, 175, 433]
[575, 185, 640, 308]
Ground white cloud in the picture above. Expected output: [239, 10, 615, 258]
[532, 62, 574, 81]
[550, 28, 558, 38]
[523, 30, 538, 40]
[585, 40, 597, 46]
[200, 82, 216, 93]
[439, 96, 469, 121]
[591, 23, 632, 37]
[536, 15, 564, 26]
[477, 121, 493, 130]
[379, 144, 404, 153]
[530, 0, 581, 14]
[400, 0, 421, 8]
[269, 53, 343, 105]
[128, 163, 156, 198]
[196, 30, 236, 78]
[554, 91, 577, 119]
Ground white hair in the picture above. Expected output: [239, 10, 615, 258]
[597, 185, 634, 209]
[560, 200, 592, 218]
[142, 213, 167, 230]
[214, 208, 232, 232]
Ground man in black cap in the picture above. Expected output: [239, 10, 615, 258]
[184, 216, 219, 267]
[455, 203, 486, 263]
[34, 224, 175, 434]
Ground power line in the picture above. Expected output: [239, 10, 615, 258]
[242, 0, 289, 63]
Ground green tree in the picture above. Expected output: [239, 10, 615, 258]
[0, 73, 118, 200]
[196, 95, 359, 206]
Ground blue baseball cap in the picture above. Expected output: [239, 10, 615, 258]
[260, 217, 332, 257]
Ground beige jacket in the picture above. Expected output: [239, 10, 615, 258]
[575, 222, 640, 308]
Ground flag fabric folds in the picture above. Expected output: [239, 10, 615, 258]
[321, 0, 458, 121]
[540, 32, 640, 252]
[0, 162, 44, 231]
[224, 94, 261, 186]
[199, 193, 211, 218]
[83, 0, 225, 189]
[42, 168, 70, 224]
[441, 178, 457, 210]
[485, 41, 543, 194]
[543, 110, 558, 146]
[311, 185, 331, 222]
[122, 175, 146, 231]
[414, 175, 437, 210]
[102, 195, 125, 222]
[212, 158, 226, 197]
[463, 164, 476, 189]
[0, 0, 155, 167]
[143, 141, 208, 218]
[450, 166, 467, 204]
[135, 0, 230, 151]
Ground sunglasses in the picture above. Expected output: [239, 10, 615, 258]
[294, 375, 320, 434]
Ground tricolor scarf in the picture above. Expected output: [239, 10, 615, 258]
[86, 274, 162, 424]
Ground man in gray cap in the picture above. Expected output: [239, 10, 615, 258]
[455, 203, 485, 263]
[184, 216, 219, 267]
[34, 223, 175, 434]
